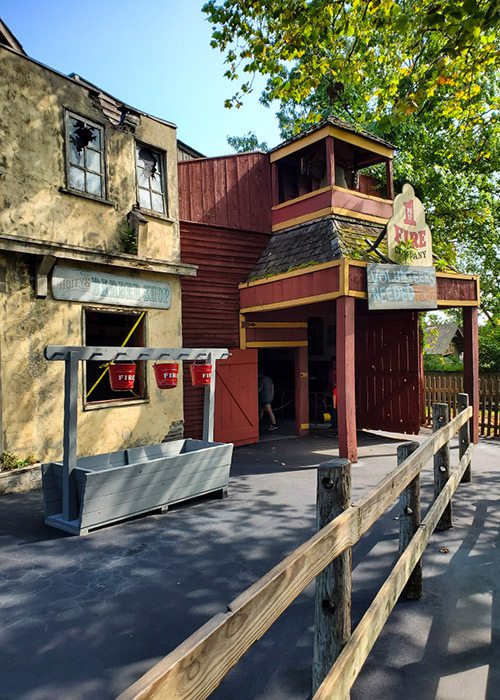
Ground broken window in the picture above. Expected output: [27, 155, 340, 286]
[84, 309, 147, 404]
[65, 113, 105, 198]
[136, 144, 167, 214]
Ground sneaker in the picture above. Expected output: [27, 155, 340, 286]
[268, 424, 278, 431]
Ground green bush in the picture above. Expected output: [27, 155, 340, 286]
[479, 320, 500, 372]
[424, 354, 463, 372]
[0, 451, 38, 471]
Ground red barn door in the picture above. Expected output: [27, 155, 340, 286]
[214, 348, 259, 446]
[356, 310, 421, 434]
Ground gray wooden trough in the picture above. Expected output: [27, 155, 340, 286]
[42, 345, 232, 535]
[42, 438, 233, 536]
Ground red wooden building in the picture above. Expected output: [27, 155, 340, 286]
[179, 118, 480, 461]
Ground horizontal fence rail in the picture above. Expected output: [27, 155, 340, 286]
[425, 372, 500, 438]
[118, 400, 474, 700]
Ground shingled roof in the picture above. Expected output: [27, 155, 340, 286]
[270, 115, 396, 154]
[247, 215, 388, 281]
[423, 323, 464, 355]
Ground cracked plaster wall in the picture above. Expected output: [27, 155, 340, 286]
[0, 254, 184, 461]
[0, 48, 186, 461]
[0, 48, 180, 262]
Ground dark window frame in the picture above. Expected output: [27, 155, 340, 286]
[83, 306, 148, 408]
[135, 142, 168, 215]
[64, 110, 107, 199]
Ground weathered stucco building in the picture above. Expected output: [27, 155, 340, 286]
[0, 24, 196, 462]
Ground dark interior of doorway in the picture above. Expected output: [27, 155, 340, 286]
[258, 348, 295, 428]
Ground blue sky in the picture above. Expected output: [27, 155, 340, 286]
[1, 0, 282, 156]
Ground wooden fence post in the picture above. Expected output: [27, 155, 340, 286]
[312, 459, 352, 696]
[432, 403, 452, 530]
[398, 441, 422, 599]
[458, 393, 471, 483]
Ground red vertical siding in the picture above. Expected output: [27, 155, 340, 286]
[337, 296, 358, 462]
[178, 153, 272, 233]
[355, 307, 420, 434]
[181, 224, 270, 438]
[214, 349, 259, 446]
[463, 306, 480, 443]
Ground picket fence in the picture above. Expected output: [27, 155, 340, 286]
[424, 372, 500, 438]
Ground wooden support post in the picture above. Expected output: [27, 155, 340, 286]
[398, 441, 422, 600]
[336, 296, 357, 463]
[325, 136, 335, 185]
[271, 162, 279, 206]
[295, 346, 309, 437]
[386, 158, 394, 200]
[458, 393, 472, 483]
[203, 353, 215, 443]
[463, 306, 479, 444]
[432, 403, 452, 531]
[312, 459, 352, 695]
[63, 351, 79, 521]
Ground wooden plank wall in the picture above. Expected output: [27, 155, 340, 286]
[355, 309, 421, 434]
[178, 153, 272, 232]
[180, 224, 270, 439]
[179, 152, 273, 440]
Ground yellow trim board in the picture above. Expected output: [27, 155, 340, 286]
[272, 185, 332, 211]
[240, 260, 341, 289]
[331, 206, 388, 224]
[245, 322, 308, 328]
[271, 184, 392, 214]
[332, 185, 392, 205]
[436, 271, 479, 281]
[246, 341, 308, 348]
[272, 207, 333, 232]
[437, 300, 479, 308]
[241, 290, 342, 314]
[272, 205, 388, 231]
[239, 313, 247, 350]
[271, 125, 394, 162]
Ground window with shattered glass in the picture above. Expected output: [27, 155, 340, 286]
[65, 113, 105, 198]
[136, 144, 167, 214]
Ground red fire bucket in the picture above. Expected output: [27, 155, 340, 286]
[190, 363, 212, 387]
[154, 362, 179, 389]
[109, 363, 136, 391]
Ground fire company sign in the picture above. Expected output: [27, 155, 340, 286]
[387, 183, 433, 266]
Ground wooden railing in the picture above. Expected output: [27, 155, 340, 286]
[117, 396, 474, 700]
[425, 372, 500, 437]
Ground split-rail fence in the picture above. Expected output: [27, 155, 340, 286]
[118, 394, 474, 700]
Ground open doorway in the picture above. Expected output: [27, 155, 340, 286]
[258, 348, 295, 434]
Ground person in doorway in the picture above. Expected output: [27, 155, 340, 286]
[258, 374, 278, 431]
[328, 358, 338, 436]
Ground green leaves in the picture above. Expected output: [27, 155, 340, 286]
[204, 0, 499, 130]
[205, 0, 499, 316]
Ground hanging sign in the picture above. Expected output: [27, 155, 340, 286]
[51, 266, 171, 309]
[387, 183, 433, 266]
[367, 264, 437, 310]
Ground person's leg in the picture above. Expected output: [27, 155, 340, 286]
[264, 403, 277, 429]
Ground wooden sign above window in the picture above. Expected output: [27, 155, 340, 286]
[52, 266, 171, 309]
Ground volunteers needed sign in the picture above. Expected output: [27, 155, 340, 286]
[367, 183, 437, 310]
[367, 264, 437, 310]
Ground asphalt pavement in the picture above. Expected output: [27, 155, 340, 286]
[0, 430, 499, 700]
